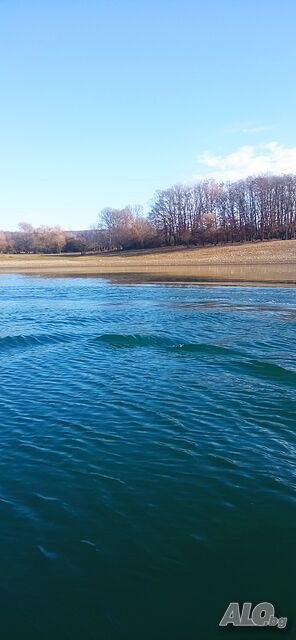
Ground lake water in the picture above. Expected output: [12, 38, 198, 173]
[0, 275, 295, 639]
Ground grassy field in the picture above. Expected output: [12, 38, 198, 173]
[0, 239, 296, 286]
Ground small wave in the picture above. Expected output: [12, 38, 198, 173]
[170, 343, 239, 356]
[94, 333, 173, 349]
[235, 359, 296, 386]
[93, 333, 239, 356]
[0, 332, 74, 352]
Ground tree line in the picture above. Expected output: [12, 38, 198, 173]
[0, 223, 100, 254]
[1, 223, 68, 254]
[1, 174, 296, 254]
[97, 174, 296, 249]
[149, 174, 296, 246]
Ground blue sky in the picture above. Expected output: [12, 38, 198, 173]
[0, 0, 295, 230]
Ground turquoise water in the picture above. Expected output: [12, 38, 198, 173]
[0, 275, 295, 639]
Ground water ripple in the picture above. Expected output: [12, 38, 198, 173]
[0, 275, 295, 640]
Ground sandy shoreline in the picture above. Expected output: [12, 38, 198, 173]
[0, 240, 296, 286]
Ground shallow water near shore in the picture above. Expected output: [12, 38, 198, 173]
[1, 261, 296, 287]
[0, 275, 295, 639]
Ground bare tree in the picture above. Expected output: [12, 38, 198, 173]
[16, 222, 36, 252]
[0, 231, 8, 253]
[98, 207, 155, 250]
[35, 226, 65, 253]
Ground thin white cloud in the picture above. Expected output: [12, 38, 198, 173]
[196, 142, 296, 182]
[241, 126, 270, 134]
[223, 122, 271, 135]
